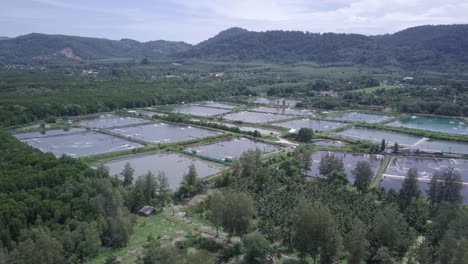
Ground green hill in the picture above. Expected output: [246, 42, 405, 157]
[1, 24, 468, 71]
[0, 33, 192, 62]
[181, 25, 468, 70]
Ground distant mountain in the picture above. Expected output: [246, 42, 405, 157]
[181, 25, 468, 69]
[1, 25, 468, 70]
[0, 37, 9, 41]
[0, 33, 192, 62]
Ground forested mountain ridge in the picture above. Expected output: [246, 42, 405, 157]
[182, 24, 468, 69]
[0, 33, 192, 62]
[1, 24, 468, 70]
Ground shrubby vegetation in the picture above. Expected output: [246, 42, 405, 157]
[0, 132, 133, 262]
[191, 149, 468, 263]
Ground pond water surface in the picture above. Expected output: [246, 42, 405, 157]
[313, 140, 346, 147]
[162, 105, 232, 116]
[110, 123, 221, 143]
[385, 156, 468, 182]
[193, 101, 237, 109]
[21, 131, 142, 158]
[100, 152, 224, 188]
[222, 111, 290, 123]
[187, 138, 280, 160]
[330, 112, 390, 123]
[307, 151, 385, 183]
[379, 177, 468, 204]
[413, 139, 468, 155]
[254, 97, 301, 106]
[250, 107, 315, 116]
[76, 114, 149, 129]
[336, 127, 422, 145]
[15, 128, 86, 140]
[387, 115, 468, 135]
[274, 119, 346, 132]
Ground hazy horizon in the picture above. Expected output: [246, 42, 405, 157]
[1, 0, 468, 44]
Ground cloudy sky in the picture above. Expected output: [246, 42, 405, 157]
[1, 0, 467, 44]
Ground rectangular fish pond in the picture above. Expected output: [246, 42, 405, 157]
[192, 101, 237, 109]
[187, 138, 281, 160]
[109, 122, 222, 144]
[19, 131, 142, 158]
[222, 111, 290, 124]
[250, 106, 315, 116]
[253, 97, 301, 107]
[313, 140, 346, 148]
[385, 156, 468, 182]
[386, 115, 468, 135]
[274, 118, 346, 132]
[98, 152, 224, 188]
[379, 177, 468, 204]
[75, 114, 149, 129]
[208, 122, 281, 136]
[413, 139, 468, 155]
[159, 104, 232, 117]
[15, 128, 86, 140]
[336, 127, 422, 146]
[306, 151, 385, 183]
[329, 112, 391, 123]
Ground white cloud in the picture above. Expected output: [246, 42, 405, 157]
[1, 0, 468, 43]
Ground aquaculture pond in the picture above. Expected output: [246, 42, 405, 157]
[413, 139, 468, 155]
[329, 112, 390, 123]
[132, 110, 167, 118]
[193, 101, 237, 109]
[385, 156, 468, 182]
[20, 131, 142, 158]
[250, 106, 315, 116]
[336, 127, 422, 145]
[222, 111, 290, 123]
[387, 115, 468, 135]
[210, 122, 281, 135]
[100, 152, 224, 188]
[110, 122, 221, 143]
[75, 114, 149, 129]
[307, 151, 385, 183]
[187, 138, 280, 160]
[274, 118, 346, 132]
[161, 104, 232, 117]
[253, 97, 301, 106]
[379, 177, 468, 204]
[15, 128, 86, 140]
[313, 140, 346, 147]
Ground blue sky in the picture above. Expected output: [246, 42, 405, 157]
[1, 0, 467, 44]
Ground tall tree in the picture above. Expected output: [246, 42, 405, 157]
[177, 164, 204, 199]
[319, 153, 345, 181]
[399, 168, 420, 209]
[345, 218, 370, 264]
[208, 191, 226, 237]
[296, 128, 314, 142]
[428, 168, 462, 204]
[380, 139, 386, 152]
[215, 191, 255, 238]
[242, 234, 270, 264]
[392, 142, 399, 153]
[121, 162, 134, 186]
[352, 161, 373, 193]
[156, 172, 170, 206]
[372, 205, 412, 256]
[96, 164, 110, 178]
[291, 200, 342, 263]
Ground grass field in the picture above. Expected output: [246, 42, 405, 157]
[89, 210, 196, 264]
